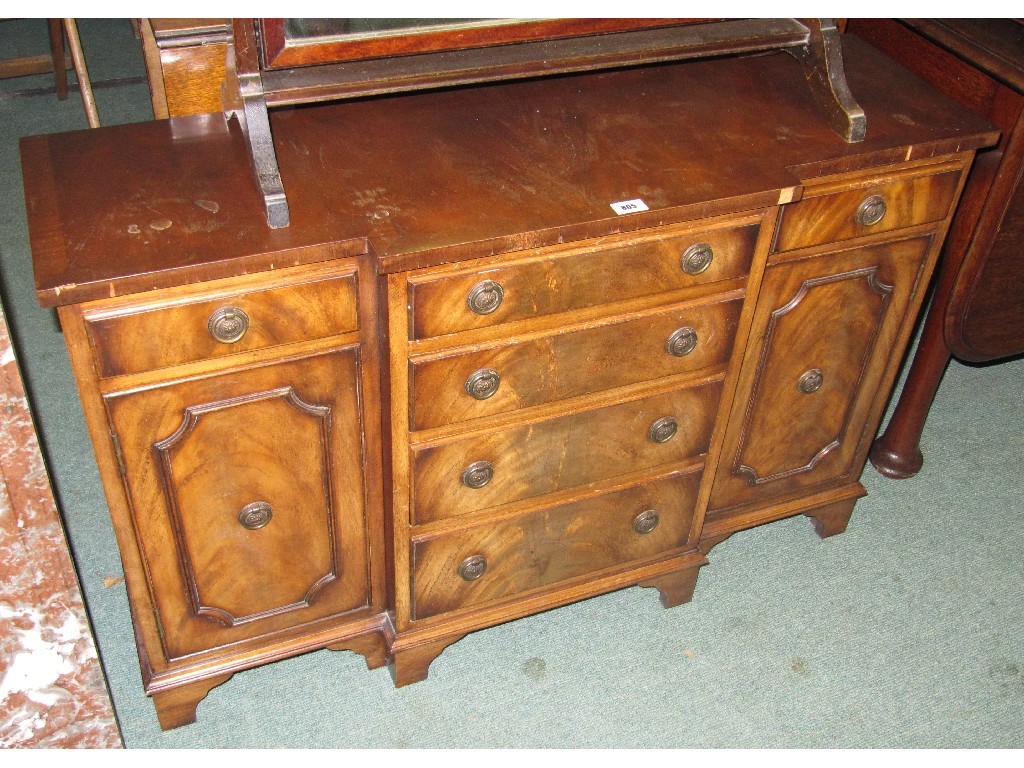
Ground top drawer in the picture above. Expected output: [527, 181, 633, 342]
[408, 217, 761, 339]
[84, 264, 359, 378]
[773, 164, 962, 252]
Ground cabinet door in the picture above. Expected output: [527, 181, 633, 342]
[104, 348, 370, 659]
[710, 237, 931, 511]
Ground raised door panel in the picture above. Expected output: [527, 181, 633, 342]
[153, 392, 334, 626]
[710, 237, 932, 511]
[104, 348, 370, 659]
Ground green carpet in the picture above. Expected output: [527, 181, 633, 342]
[1, 19, 1021, 748]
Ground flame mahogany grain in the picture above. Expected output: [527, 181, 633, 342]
[20, 37, 997, 728]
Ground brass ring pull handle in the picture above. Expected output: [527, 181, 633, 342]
[680, 242, 714, 275]
[238, 501, 272, 530]
[666, 326, 698, 357]
[648, 416, 678, 443]
[467, 279, 504, 315]
[208, 306, 249, 344]
[855, 194, 887, 227]
[461, 460, 494, 489]
[797, 368, 824, 394]
[458, 554, 488, 582]
[465, 369, 501, 400]
[632, 509, 660, 534]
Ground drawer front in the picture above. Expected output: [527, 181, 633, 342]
[412, 469, 702, 619]
[773, 168, 960, 252]
[412, 378, 722, 524]
[410, 294, 742, 431]
[409, 220, 759, 339]
[85, 271, 358, 377]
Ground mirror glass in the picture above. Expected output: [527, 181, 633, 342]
[283, 19, 511, 42]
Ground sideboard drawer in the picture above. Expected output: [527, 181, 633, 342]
[412, 377, 722, 524]
[84, 268, 359, 377]
[409, 294, 742, 431]
[411, 468, 702, 619]
[409, 219, 760, 339]
[773, 166, 961, 252]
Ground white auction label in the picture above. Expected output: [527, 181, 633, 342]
[609, 198, 649, 215]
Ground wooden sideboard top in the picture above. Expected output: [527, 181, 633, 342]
[23, 36, 997, 307]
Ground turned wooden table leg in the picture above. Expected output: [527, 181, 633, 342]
[869, 299, 953, 479]
[327, 630, 389, 670]
[151, 673, 233, 731]
[388, 634, 465, 688]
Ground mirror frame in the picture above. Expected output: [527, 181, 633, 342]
[257, 18, 696, 69]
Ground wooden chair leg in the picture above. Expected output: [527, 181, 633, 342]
[388, 634, 465, 688]
[63, 19, 99, 127]
[47, 19, 68, 100]
[151, 673, 233, 731]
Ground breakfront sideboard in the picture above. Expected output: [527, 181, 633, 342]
[21, 20, 996, 729]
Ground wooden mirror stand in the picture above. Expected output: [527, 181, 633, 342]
[222, 18, 867, 228]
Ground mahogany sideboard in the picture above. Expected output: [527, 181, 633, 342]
[848, 19, 1024, 478]
[20, 36, 996, 729]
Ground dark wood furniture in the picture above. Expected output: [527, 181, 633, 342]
[847, 19, 1024, 479]
[140, 18, 230, 119]
[1, 19, 96, 125]
[21, 34, 996, 729]
[0, 19, 69, 98]
[226, 18, 868, 228]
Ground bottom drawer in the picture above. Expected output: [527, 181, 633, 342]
[411, 468, 703, 620]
